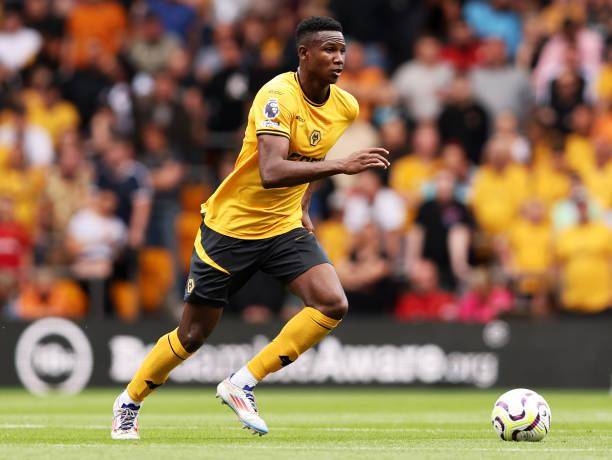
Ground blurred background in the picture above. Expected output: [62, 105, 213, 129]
[0, 0, 610, 328]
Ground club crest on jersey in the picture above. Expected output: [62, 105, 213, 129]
[309, 130, 321, 146]
[263, 98, 280, 119]
[186, 278, 195, 293]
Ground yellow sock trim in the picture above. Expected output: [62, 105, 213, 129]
[126, 328, 193, 402]
[167, 328, 191, 360]
[247, 307, 341, 381]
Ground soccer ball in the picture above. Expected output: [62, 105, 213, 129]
[491, 388, 551, 441]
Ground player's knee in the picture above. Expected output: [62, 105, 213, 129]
[177, 324, 207, 353]
[315, 292, 349, 320]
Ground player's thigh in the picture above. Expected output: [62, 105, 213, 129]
[184, 219, 261, 308]
[259, 228, 347, 317]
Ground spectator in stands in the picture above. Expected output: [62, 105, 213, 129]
[464, 0, 522, 57]
[407, 170, 473, 290]
[547, 50, 589, 134]
[493, 111, 530, 164]
[579, 138, 612, 213]
[194, 23, 236, 85]
[135, 72, 191, 155]
[565, 104, 595, 174]
[440, 19, 482, 72]
[596, 38, 612, 103]
[147, 0, 197, 44]
[530, 135, 572, 209]
[515, 16, 547, 71]
[395, 259, 456, 322]
[537, 0, 586, 36]
[316, 192, 350, 266]
[390, 122, 440, 222]
[552, 173, 602, 232]
[22, 66, 80, 144]
[470, 37, 532, 123]
[96, 137, 151, 318]
[97, 137, 152, 238]
[64, 0, 126, 70]
[555, 198, 611, 315]
[128, 11, 181, 75]
[456, 267, 513, 323]
[0, 102, 54, 168]
[499, 200, 553, 314]
[141, 123, 184, 250]
[13, 268, 86, 320]
[470, 137, 528, 236]
[0, 197, 32, 309]
[377, 111, 410, 160]
[0, 5, 42, 74]
[343, 169, 406, 239]
[204, 38, 249, 140]
[424, 143, 474, 204]
[533, 17, 603, 102]
[337, 40, 396, 122]
[438, 74, 490, 164]
[593, 101, 612, 147]
[244, 13, 296, 93]
[392, 35, 454, 121]
[336, 222, 396, 314]
[23, 0, 65, 68]
[66, 189, 127, 316]
[42, 136, 92, 264]
[0, 144, 45, 233]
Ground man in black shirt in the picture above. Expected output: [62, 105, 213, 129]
[96, 137, 152, 294]
[407, 170, 473, 289]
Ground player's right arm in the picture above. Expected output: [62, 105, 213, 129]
[258, 134, 390, 189]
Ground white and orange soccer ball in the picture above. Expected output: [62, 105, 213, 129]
[491, 388, 551, 442]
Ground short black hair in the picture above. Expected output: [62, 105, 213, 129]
[295, 16, 343, 47]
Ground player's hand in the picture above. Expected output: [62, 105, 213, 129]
[340, 148, 390, 175]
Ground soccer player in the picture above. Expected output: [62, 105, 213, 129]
[111, 16, 390, 439]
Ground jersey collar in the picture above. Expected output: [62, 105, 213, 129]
[294, 72, 331, 107]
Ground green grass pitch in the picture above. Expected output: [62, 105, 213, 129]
[0, 388, 610, 459]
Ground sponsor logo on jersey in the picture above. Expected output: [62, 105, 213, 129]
[263, 99, 280, 119]
[260, 120, 280, 129]
[288, 152, 323, 162]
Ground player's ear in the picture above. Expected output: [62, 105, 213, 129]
[297, 44, 308, 62]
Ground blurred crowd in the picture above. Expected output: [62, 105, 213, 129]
[0, 0, 611, 323]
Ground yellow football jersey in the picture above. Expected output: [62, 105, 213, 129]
[203, 72, 359, 239]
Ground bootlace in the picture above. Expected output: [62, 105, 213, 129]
[243, 390, 258, 412]
[118, 405, 139, 431]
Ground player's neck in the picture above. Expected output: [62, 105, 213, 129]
[296, 67, 330, 104]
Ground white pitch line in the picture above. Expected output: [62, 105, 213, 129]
[0, 443, 610, 453]
[2, 423, 612, 437]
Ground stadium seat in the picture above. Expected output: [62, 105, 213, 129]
[138, 247, 174, 313]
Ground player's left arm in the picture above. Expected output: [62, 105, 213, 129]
[301, 182, 315, 233]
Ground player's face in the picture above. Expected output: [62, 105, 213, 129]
[306, 31, 346, 84]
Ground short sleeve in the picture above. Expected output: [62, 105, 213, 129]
[131, 162, 153, 201]
[349, 94, 360, 121]
[253, 85, 296, 140]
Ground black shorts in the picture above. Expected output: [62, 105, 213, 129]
[183, 219, 331, 307]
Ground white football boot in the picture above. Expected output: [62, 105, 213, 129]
[216, 378, 269, 435]
[111, 394, 141, 440]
